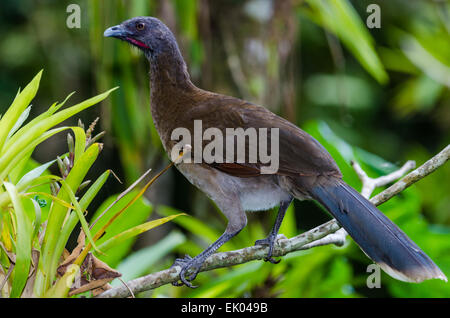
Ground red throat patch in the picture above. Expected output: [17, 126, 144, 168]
[126, 37, 150, 49]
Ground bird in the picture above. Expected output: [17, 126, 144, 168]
[104, 16, 447, 288]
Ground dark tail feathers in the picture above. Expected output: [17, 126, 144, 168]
[309, 179, 446, 283]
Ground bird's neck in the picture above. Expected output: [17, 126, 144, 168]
[147, 47, 199, 141]
[148, 48, 196, 99]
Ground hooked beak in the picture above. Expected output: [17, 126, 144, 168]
[104, 24, 150, 49]
[104, 25, 130, 38]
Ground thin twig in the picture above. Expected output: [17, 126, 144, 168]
[352, 160, 416, 198]
[97, 144, 450, 298]
[371, 145, 449, 205]
[118, 278, 135, 298]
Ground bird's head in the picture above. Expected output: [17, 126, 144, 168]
[104, 17, 178, 59]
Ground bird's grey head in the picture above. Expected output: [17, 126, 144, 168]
[104, 17, 178, 59]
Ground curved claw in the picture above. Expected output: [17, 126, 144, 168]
[171, 280, 185, 287]
[170, 254, 202, 288]
[179, 266, 199, 289]
[264, 256, 281, 264]
[255, 237, 281, 264]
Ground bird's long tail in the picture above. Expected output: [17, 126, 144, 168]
[308, 179, 446, 283]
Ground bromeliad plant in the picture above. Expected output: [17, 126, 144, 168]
[0, 71, 183, 298]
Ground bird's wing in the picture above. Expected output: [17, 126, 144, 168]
[176, 93, 341, 178]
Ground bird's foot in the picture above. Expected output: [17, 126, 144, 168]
[255, 235, 282, 264]
[170, 254, 204, 288]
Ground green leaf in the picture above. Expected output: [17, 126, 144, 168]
[4, 182, 32, 298]
[0, 70, 42, 152]
[7, 106, 31, 140]
[392, 75, 444, 117]
[37, 143, 101, 295]
[8, 150, 34, 184]
[56, 171, 111, 251]
[304, 120, 399, 186]
[0, 127, 68, 180]
[4, 92, 75, 152]
[71, 127, 86, 163]
[303, 0, 388, 84]
[401, 34, 450, 88]
[30, 198, 42, 246]
[96, 213, 186, 253]
[79, 170, 111, 209]
[157, 205, 222, 246]
[0, 87, 118, 177]
[17, 159, 56, 188]
[52, 170, 112, 286]
[90, 191, 153, 267]
[114, 231, 186, 284]
[304, 74, 376, 109]
[59, 179, 99, 254]
[0, 174, 59, 213]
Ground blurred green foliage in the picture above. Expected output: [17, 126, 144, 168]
[0, 0, 449, 298]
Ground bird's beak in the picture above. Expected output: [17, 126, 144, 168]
[104, 24, 150, 49]
[104, 25, 130, 38]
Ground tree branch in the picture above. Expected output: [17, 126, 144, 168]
[97, 144, 450, 298]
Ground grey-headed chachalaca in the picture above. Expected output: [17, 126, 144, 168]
[104, 17, 446, 288]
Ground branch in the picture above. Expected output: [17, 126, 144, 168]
[371, 145, 449, 205]
[352, 160, 416, 199]
[97, 144, 450, 298]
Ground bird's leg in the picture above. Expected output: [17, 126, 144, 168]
[255, 197, 293, 264]
[171, 229, 242, 288]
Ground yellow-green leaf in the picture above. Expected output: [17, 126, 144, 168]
[4, 182, 32, 298]
[0, 70, 42, 152]
[96, 214, 186, 253]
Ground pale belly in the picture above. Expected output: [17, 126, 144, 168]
[175, 162, 292, 212]
[237, 177, 291, 211]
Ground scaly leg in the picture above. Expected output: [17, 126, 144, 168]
[255, 197, 293, 263]
[171, 220, 246, 288]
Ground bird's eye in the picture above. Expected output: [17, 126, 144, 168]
[136, 23, 145, 31]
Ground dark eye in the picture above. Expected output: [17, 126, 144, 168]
[136, 23, 145, 31]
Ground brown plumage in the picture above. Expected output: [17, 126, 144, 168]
[105, 17, 446, 288]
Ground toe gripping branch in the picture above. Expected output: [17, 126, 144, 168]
[255, 197, 293, 264]
[170, 232, 236, 288]
[171, 254, 204, 288]
[255, 236, 282, 264]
